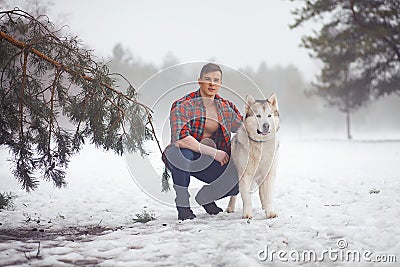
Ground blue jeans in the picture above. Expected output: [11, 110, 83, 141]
[165, 146, 239, 208]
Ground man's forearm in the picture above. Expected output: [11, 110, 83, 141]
[175, 136, 217, 157]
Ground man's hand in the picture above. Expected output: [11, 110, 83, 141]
[175, 136, 229, 166]
[214, 150, 229, 166]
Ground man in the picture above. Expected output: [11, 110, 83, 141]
[163, 63, 243, 220]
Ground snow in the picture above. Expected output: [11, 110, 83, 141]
[0, 139, 399, 266]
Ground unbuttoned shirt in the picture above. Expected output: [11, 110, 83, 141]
[163, 89, 243, 162]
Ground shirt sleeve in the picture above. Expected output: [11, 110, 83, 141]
[229, 101, 243, 133]
[170, 101, 191, 143]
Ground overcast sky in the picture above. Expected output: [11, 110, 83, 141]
[5, 0, 320, 81]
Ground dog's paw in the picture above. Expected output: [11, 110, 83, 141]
[242, 213, 253, 219]
[226, 206, 235, 213]
[265, 211, 277, 219]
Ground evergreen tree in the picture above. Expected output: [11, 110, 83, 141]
[0, 9, 156, 191]
[291, 0, 400, 138]
[108, 43, 158, 90]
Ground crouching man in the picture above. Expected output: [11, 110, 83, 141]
[162, 63, 243, 220]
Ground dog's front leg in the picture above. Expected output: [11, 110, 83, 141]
[262, 167, 277, 219]
[240, 179, 253, 219]
[226, 196, 236, 213]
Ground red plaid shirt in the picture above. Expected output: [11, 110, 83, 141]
[163, 89, 243, 160]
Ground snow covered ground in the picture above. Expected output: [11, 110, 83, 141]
[0, 139, 399, 266]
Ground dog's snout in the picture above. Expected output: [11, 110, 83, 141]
[263, 123, 270, 132]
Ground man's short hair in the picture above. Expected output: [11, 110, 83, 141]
[200, 63, 222, 79]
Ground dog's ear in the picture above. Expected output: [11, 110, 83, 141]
[268, 93, 279, 114]
[246, 95, 255, 106]
[245, 95, 256, 114]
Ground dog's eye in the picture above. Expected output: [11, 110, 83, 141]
[256, 114, 261, 118]
[268, 114, 272, 117]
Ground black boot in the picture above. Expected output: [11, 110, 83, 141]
[177, 207, 196, 220]
[202, 202, 223, 215]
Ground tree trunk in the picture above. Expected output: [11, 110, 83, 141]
[346, 109, 352, 140]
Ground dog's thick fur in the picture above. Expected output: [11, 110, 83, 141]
[226, 94, 280, 219]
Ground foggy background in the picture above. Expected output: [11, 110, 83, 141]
[3, 0, 400, 141]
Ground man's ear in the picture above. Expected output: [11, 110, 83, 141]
[268, 93, 279, 114]
[198, 78, 202, 86]
[245, 95, 256, 114]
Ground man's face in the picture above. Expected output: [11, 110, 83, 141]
[198, 71, 222, 98]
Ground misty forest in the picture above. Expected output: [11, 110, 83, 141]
[0, 0, 399, 266]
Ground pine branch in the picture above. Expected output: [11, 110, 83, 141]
[0, 30, 152, 114]
[19, 50, 28, 141]
[0, 9, 163, 191]
[48, 69, 61, 162]
[109, 72, 163, 155]
[1, 51, 22, 92]
[147, 114, 163, 155]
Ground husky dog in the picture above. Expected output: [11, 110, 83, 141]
[226, 94, 280, 219]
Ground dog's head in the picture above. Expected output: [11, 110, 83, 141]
[243, 93, 280, 141]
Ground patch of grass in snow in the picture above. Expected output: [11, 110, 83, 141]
[0, 191, 16, 210]
[133, 209, 156, 223]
